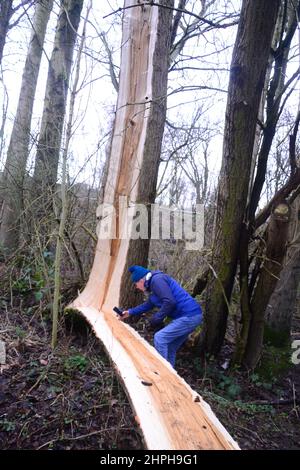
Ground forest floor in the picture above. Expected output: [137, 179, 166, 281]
[1, 300, 299, 451]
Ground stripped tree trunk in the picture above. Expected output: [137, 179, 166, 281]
[202, 0, 280, 356]
[119, 1, 173, 308]
[0, 0, 53, 253]
[74, 0, 173, 311]
[32, 0, 83, 217]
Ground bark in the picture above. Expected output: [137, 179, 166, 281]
[265, 196, 300, 346]
[243, 202, 291, 368]
[233, 223, 252, 365]
[32, 0, 83, 209]
[0, 0, 53, 253]
[202, 0, 280, 356]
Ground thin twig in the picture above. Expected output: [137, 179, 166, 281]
[36, 426, 133, 449]
[103, 2, 239, 30]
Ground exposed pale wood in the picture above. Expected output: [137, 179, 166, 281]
[71, 0, 239, 450]
[75, 306, 239, 450]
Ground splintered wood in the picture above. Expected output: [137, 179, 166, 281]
[73, 306, 239, 450]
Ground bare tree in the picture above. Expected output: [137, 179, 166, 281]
[0, 0, 53, 253]
[52, 2, 91, 349]
[201, 0, 280, 357]
[157, 117, 214, 211]
[248, 0, 300, 222]
[0, 0, 35, 65]
[241, 105, 300, 367]
[32, 0, 84, 221]
[234, 0, 300, 367]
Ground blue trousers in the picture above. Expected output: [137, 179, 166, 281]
[153, 314, 202, 368]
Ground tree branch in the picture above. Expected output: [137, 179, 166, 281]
[103, 2, 239, 30]
[170, 0, 186, 47]
[9, 0, 35, 29]
[168, 84, 227, 96]
[289, 109, 300, 175]
[255, 170, 300, 229]
[99, 32, 119, 93]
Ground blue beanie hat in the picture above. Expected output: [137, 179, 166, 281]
[128, 265, 150, 283]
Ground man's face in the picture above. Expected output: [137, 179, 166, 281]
[135, 278, 146, 292]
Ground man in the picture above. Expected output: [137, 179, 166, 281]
[119, 265, 202, 368]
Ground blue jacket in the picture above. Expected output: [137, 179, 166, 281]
[128, 271, 202, 326]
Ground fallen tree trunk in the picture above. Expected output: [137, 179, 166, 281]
[73, 306, 239, 450]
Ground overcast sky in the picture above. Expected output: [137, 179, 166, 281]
[1, 0, 298, 207]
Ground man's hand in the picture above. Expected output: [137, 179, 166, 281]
[118, 310, 130, 321]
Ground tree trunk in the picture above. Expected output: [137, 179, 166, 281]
[202, 0, 280, 356]
[118, 1, 173, 308]
[243, 202, 291, 368]
[52, 3, 90, 349]
[248, 0, 300, 222]
[0, 0, 13, 66]
[0, 0, 53, 253]
[32, 0, 83, 213]
[264, 196, 300, 346]
[73, 0, 173, 312]
[234, 0, 300, 366]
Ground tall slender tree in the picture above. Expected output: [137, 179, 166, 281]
[233, 0, 300, 367]
[52, 2, 91, 349]
[32, 0, 84, 218]
[0, 0, 53, 252]
[243, 107, 300, 367]
[201, 0, 281, 356]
